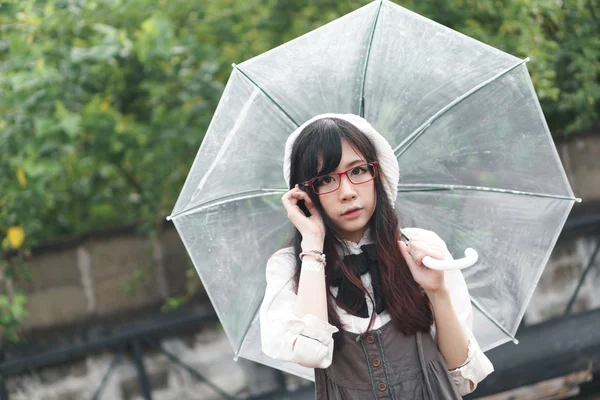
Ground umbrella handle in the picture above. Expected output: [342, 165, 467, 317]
[422, 248, 478, 271]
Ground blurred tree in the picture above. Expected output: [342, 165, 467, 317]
[0, 0, 598, 340]
[400, 0, 600, 134]
[0, 0, 225, 341]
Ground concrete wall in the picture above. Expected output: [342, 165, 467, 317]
[526, 234, 600, 324]
[523, 133, 600, 324]
[15, 228, 195, 332]
[5, 225, 293, 399]
[557, 134, 600, 202]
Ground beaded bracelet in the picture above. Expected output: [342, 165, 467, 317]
[299, 250, 326, 264]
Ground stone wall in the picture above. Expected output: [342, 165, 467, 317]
[525, 231, 600, 324]
[5, 226, 598, 399]
[524, 133, 600, 324]
[557, 133, 600, 202]
[15, 227, 194, 332]
[5, 224, 296, 399]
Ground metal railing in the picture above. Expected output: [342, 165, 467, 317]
[0, 304, 306, 400]
[565, 238, 600, 315]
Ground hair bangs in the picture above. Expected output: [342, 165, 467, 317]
[293, 119, 343, 184]
[315, 123, 344, 177]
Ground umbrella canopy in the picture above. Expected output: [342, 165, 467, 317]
[167, 0, 580, 381]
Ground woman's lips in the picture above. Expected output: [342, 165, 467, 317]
[342, 208, 362, 219]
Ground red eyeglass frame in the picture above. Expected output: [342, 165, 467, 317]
[299, 162, 379, 195]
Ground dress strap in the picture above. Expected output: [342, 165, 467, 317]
[416, 331, 436, 400]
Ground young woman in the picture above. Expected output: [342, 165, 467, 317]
[260, 113, 494, 399]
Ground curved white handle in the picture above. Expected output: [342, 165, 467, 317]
[422, 248, 478, 271]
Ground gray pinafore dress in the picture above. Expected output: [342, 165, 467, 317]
[314, 320, 462, 399]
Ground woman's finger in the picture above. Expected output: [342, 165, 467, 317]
[280, 192, 295, 207]
[290, 187, 318, 210]
[413, 245, 444, 262]
[281, 187, 312, 219]
[407, 240, 444, 259]
[281, 191, 300, 211]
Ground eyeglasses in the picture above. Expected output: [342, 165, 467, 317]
[300, 162, 379, 195]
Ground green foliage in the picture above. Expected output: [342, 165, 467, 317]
[0, 0, 598, 340]
[0, 0, 226, 341]
[402, 0, 600, 134]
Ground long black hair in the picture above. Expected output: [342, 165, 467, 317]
[286, 117, 433, 340]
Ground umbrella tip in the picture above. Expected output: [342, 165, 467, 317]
[512, 338, 520, 345]
[166, 215, 173, 221]
[576, 197, 583, 203]
[231, 63, 237, 68]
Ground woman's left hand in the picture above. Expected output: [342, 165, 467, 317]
[398, 239, 447, 295]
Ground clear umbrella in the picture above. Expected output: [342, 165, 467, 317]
[167, 0, 581, 381]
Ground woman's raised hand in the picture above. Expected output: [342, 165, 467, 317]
[281, 184, 325, 240]
[398, 239, 446, 295]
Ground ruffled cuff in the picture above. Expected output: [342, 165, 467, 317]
[262, 313, 338, 368]
[290, 314, 339, 368]
[298, 314, 339, 343]
[448, 334, 494, 395]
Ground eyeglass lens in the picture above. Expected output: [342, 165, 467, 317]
[314, 164, 376, 194]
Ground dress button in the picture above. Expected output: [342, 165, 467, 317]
[377, 382, 387, 391]
[365, 335, 375, 344]
[372, 357, 381, 367]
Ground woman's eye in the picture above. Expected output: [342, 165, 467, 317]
[319, 176, 334, 185]
[352, 167, 367, 175]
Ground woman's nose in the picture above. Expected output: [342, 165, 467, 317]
[338, 174, 357, 200]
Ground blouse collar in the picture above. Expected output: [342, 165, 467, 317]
[340, 227, 374, 256]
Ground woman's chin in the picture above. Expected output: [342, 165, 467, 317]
[336, 219, 369, 238]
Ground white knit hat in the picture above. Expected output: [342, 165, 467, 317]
[283, 113, 399, 206]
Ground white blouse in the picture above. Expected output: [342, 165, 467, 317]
[260, 227, 494, 396]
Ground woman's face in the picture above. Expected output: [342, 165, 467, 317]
[318, 139, 377, 243]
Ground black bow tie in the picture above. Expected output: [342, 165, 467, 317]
[329, 243, 385, 318]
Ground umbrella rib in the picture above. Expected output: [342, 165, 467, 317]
[392, 57, 530, 157]
[235, 308, 261, 359]
[470, 297, 519, 344]
[232, 64, 300, 128]
[192, 88, 260, 200]
[235, 284, 275, 359]
[359, 0, 383, 117]
[235, 220, 292, 358]
[166, 188, 287, 221]
[396, 183, 582, 202]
